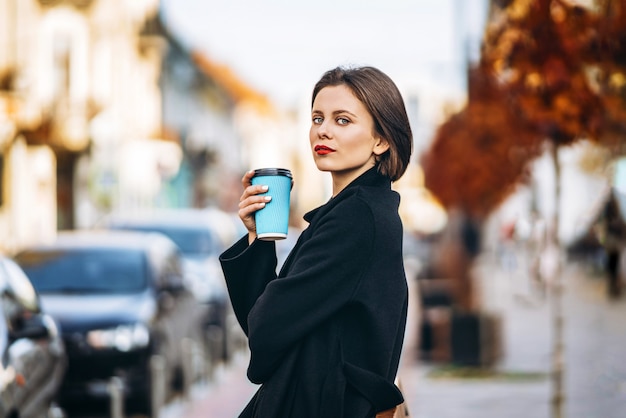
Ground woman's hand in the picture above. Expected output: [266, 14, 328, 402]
[239, 170, 272, 244]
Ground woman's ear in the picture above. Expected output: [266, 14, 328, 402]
[373, 137, 390, 156]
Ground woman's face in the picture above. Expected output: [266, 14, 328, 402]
[309, 85, 389, 185]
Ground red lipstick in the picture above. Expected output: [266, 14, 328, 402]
[314, 145, 335, 155]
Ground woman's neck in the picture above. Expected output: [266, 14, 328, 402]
[330, 164, 376, 197]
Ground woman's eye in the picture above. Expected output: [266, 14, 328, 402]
[337, 117, 350, 125]
[312, 116, 323, 124]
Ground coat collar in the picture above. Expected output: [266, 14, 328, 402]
[303, 167, 390, 223]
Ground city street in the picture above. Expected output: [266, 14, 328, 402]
[2, 2, 625, 418]
[161, 250, 626, 418]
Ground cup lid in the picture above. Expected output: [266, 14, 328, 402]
[253, 168, 292, 178]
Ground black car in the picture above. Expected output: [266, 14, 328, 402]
[102, 208, 239, 362]
[0, 255, 67, 418]
[14, 230, 204, 416]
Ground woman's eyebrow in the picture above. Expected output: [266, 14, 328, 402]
[333, 109, 356, 116]
[333, 109, 358, 119]
[311, 109, 357, 117]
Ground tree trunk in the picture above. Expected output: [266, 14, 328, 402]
[549, 142, 565, 418]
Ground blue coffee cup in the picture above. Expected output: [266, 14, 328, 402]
[251, 168, 293, 241]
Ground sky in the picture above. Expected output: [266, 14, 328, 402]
[159, 0, 489, 109]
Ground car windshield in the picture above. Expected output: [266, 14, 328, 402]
[118, 225, 218, 256]
[15, 249, 147, 294]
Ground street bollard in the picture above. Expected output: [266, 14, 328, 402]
[181, 338, 194, 399]
[108, 376, 125, 418]
[190, 337, 206, 384]
[150, 354, 166, 417]
[205, 325, 223, 377]
[227, 313, 247, 355]
[202, 329, 215, 382]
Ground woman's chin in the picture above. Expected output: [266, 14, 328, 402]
[313, 161, 333, 172]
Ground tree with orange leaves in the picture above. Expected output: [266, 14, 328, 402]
[421, 63, 543, 221]
[422, 0, 626, 218]
[421, 2, 626, 416]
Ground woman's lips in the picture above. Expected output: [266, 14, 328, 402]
[314, 145, 335, 155]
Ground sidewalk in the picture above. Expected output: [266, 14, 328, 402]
[161, 353, 257, 418]
[170, 252, 626, 418]
[401, 252, 626, 418]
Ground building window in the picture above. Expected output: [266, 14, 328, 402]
[52, 34, 71, 103]
[0, 154, 4, 207]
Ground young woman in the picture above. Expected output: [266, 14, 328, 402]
[220, 66, 413, 417]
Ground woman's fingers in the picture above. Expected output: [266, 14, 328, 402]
[239, 193, 271, 213]
[238, 194, 271, 234]
[238, 170, 272, 234]
[241, 170, 255, 189]
[240, 170, 270, 201]
[240, 184, 269, 202]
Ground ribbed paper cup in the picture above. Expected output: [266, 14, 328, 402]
[251, 168, 293, 241]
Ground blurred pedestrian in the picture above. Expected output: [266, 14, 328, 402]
[220, 66, 413, 417]
[594, 188, 626, 299]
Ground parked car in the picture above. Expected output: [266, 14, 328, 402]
[0, 255, 67, 418]
[101, 208, 239, 362]
[14, 230, 204, 416]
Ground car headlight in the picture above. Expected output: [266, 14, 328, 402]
[87, 323, 150, 352]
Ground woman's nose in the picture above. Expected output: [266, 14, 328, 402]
[317, 120, 330, 138]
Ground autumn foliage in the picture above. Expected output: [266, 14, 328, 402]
[421, 0, 626, 219]
[421, 65, 542, 219]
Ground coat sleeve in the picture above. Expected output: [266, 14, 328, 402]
[246, 197, 376, 383]
[219, 235, 278, 335]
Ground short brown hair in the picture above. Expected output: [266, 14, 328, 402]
[312, 66, 413, 181]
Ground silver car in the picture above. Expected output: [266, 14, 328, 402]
[0, 256, 67, 418]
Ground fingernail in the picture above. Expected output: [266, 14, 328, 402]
[261, 185, 269, 191]
[264, 196, 272, 201]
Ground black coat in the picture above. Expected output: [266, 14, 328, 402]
[220, 167, 407, 418]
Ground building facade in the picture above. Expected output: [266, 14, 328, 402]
[0, 0, 179, 253]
